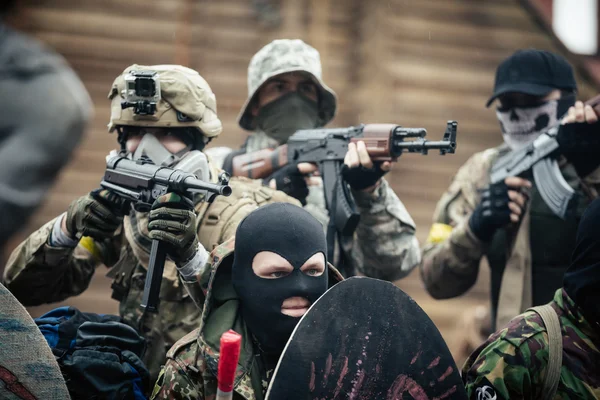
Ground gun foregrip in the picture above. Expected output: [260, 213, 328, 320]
[141, 239, 168, 313]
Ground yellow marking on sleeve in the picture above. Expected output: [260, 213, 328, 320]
[79, 236, 102, 261]
[426, 223, 453, 244]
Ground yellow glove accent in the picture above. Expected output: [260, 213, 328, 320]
[426, 223, 453, 244]
[79, 236, 102, 261]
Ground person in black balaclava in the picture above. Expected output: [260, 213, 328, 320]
[152, 203, 344, 400]
[232, 202, 329, 357]
[462, 198, 600, 399]
[563, 198, 600, 331]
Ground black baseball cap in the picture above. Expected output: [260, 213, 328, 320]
[486, 49, 577, 107]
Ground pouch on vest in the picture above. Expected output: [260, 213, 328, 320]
[106, 245, 138, 302]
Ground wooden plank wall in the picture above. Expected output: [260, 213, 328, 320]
[6, 0, 598, 364]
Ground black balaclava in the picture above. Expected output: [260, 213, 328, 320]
[232, 203, 328, 355]
[564, 198, 600, 330]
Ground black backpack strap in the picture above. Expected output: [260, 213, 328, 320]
[527, 304, 563, 400]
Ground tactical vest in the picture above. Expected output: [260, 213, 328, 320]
[486, 163, 589, 329]
[105, 175, 299, 380]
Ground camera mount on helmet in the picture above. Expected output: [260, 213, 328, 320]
[121, 70, 161, 115]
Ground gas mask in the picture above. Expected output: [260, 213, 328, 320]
[128, 133, 210, 181]
[496, 94, 575, 150]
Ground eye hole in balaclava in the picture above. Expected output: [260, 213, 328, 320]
[231, 203, 328, 355]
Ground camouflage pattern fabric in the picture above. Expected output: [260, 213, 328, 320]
[462, 288, 600, 399]
[206, 131, 421, 282]
[2, 175, 300, 388]
[151, 238, 344, 400]
[108, 64, 223, 138]
[238, 39, 337, 131]
[420, 145, 600, 326]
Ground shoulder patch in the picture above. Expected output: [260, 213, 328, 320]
[473, 377, 507, 400]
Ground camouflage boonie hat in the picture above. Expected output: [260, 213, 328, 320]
[238, 39, 337, 131]
[108, 64, 223, 138]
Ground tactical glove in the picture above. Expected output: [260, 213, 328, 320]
[65, 189, 125, 241]
[265, 163, 310, 206]
[147, 193, 198, 263]
[556, 121, 600, 177]
[341, 163, 387, 191]
[468, 181, 515, 242]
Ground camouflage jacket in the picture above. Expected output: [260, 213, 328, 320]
[462, 288, 600, 399]
[151, 237, 344, 400]
[2, 174, 300, 386]
[420, 145, 600, 328]
[206, 131, 421, 282]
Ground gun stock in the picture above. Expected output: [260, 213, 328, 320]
[231, 146, 288, 180]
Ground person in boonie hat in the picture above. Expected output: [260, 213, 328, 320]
[237, 38, 337, 141]
[205, 38, 421, 284]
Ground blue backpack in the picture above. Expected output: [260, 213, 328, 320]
[35, 306, 149, 400]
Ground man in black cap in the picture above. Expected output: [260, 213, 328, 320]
[420, 49, 600, 332]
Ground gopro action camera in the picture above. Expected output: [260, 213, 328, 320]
[121, 71, 161, 115]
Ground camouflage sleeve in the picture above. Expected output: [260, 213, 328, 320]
[419, 151, 495, 299]
[151, 358, 204, 400]
[462, 326, 546, 400]
[347, 178, 420, 281]
[2, 216, 122, 306]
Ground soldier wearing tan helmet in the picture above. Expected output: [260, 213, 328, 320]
[2, 64, 299, 387]
[207, 39, 421, 281]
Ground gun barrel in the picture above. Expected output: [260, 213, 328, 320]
[394, 140, 456, 150]
[393, 127, 427, 138]
[184, 177, 232, 196]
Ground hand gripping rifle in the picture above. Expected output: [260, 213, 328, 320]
[490, 95, 600, 219]
[231, 121, 458, 268]
[100, 154, 232, 312]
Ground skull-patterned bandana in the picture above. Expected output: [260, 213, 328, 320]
[496, 95, 575, 150]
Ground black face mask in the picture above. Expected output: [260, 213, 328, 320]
[254, 92, 320, 144]
[231, 203, 328, 355]
[564, 198, 600, 331]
